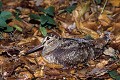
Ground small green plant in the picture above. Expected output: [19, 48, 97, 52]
[64, 3, 77, 13]
[0, 1, 2, 9]
[30, 6, 56, 36]
[0, 1, 15, 33]
[58, 3, 77, 14]
[94, 0, 102, 4]
[14, 9, 22, 21]
[0, 11, 13, 32]
[108, 70, 120, 80]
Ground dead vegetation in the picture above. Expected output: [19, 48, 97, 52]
[0, 0, 120, 80]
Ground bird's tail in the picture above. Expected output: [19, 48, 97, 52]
[100, 31, 111, 43]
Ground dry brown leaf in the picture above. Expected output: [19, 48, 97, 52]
[27, 57, 36, 64]
[34, 66, 44, 77]
[43, 0, 63, 6]
[8, 20, 24, 28]
[59, 23, 70, 38]
[21, 8, 31, 15]
[110, 23, 120, 36]
[77, 22, 99, 39]
[6, 2, 20, 7]
[8, 19, 34, 32]
[112, 7, 120, 14]
[73, 1, 99, 39]
[60, 21, 73, 30]
[83, 22, 98, 31]
[17, 37, 40, 45]
[117, 68, 120, 74]
[18, 71, 33, 79]
[96, 60, 109, 69]
[111, 41, 120, 51]
[107, 78, 114, 80]
[1, 0, 120, 79]
[45, 63, 63, 69]
[88, 60, 96, 68]
[109, 0, 120, 7]
[45, 69, 61, 76]
[73, 1, 90, 20]
[98, 13, 111, 26]
[59, 21, 81, 37]
[0, 56, 6, 65]
[78, 68, 88, 78]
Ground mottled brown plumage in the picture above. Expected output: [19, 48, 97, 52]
[26, 32, 110, 66]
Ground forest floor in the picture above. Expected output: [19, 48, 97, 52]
[0, 0, 120, 80]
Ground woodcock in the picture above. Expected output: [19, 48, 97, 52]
[25, 32, 111, 67]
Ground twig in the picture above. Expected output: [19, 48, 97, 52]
[101, 0, 108, 14]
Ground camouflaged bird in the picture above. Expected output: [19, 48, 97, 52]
[25, 32, 111, 66]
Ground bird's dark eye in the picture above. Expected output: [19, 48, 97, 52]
[42, 36, 51, 44]
[46, 37, 50, 40]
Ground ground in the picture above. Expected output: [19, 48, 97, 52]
[0, 0, 120, 80]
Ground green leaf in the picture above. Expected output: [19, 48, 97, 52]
[46, 15, 56, 25]
[4, 26, 14, 32]
[0, 11, 12, 20]
[15, 9, 22, 21]
[29, 14, 41, 20]
[39, 7, 45, 12]
[44, 6, 55, 16]
[65, 4, 77, 13]
[40, 15, 48, 25]
[13, 25, 22, 32]
[0, 1, 2, 9]
[95, 0, 102, 4]
[47, 25, 52, 29]
[15, 14, 22, 21]
[0, 19, 8, 27]
[39, 27, 47, 36]
[108, 70, 120, 80]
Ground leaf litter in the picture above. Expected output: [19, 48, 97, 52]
[0, 0, 120, 80]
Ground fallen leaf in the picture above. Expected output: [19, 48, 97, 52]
[77, 22, 99, 39]
[34, 66, 44, 77]
[96, 60, 109, 68]
[109, 0, 120, 7]
[45, 68, 61, 76]
[18, 71, 33, 79]
[98, 13, 111, 27]
[103, 47, 116, 57]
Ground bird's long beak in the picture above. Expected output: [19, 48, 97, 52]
[24, 45, 44, 55]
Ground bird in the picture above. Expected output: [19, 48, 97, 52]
[25, 32, 111, 67]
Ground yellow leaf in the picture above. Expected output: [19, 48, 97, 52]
[109, 0, 120, 7]
[76, 22, 99, 39]
[98, 13, 111, 26]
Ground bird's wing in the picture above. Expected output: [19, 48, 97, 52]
[43, 39, 94, 65]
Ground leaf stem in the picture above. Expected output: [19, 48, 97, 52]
[101, 0, 108, 14]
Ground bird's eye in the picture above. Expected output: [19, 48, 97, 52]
[46, 37, 50, 40]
